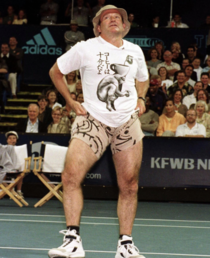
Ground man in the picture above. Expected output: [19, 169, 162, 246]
[183, 81, 203, 109]
[200, 72, 210, 94]
[48, 5, 148, 258]
[1, 43, 19, 98]
[176, 109, 206, 137]
[92, 0, 106, 17]
[167, 71, 194, 98]
[64, 20, 85, 51]
[173, 58, 197, 82]
[40, 0, 59, 24]
[72, 0, 90, 26]
[184, 64, 196, 86]
[186, 46, 196, 63]
[16, 103, 46, 133]
[192, 58, 202, 80]
[147, 78, 167, 115]
[9, 37, 24, 73]
[3, 5, 15, 25]
[139, 96, 159, 136]
[156, 50, 181, 80]
[167, 13, 189, 28]
[5, 131, 18, 146]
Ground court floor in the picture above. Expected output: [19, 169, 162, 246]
[0, 198, 210, 258]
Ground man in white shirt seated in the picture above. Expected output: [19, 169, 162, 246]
[182, 81, 203, 109]
[175, 109, 206, 137]
[192, 58, 202, 80]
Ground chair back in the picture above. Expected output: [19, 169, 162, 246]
[42, 144, 68, 173]
[14, 144, 28, 171]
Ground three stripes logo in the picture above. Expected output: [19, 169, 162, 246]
[22, 27, 62, 55]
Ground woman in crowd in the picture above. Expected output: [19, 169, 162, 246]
[195, 100, 210, 137]
[46, 89, 62, 109]
[47, 106, 69, 134]
[13, 9, 27, 24]
[65, 70, 78, 93]
[37, 95, 52, 128]
[194, 89, 210, 112]
[156, 99, 186, 136]
[158, 66, 173, 93]
[147, 48, 162, 68]
[202, 56, 210, 73]
[77, 92, 84, 104]
[154, 41, 165, 61]
[171, 41, 185, 60]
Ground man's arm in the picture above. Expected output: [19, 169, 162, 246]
[49, 62, 86, 116]
[135, 79, 149, 117]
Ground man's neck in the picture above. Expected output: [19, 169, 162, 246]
[100, 34, 123, 48]
[30, 118, 37, 124]
[187, 121, 196, 129]
[165, 60, 171, 65]
[178, 82, 185, 88]
[10, 46, 16, 50]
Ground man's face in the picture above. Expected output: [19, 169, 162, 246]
[70, 24, 78, 32]
[185, 66, 193, 77]
[9, 37, 17, 47]
[128, 14, 134, 22]
[186, 110, 197, 124]
[182, 59, 190, 69]
[187, 48, 195, 58]
[7, 6, 14, 15]
[7, 135, 17, 146]
[197, 90, 207, 101]
[194, 82, 203, 92]
[28, 105, 39, 121]
[177, 72, 186, 83]
[38, 99, 47, 109]
[201, 75, 209, 85]
[163, 51, 172, 62]
[174, 15, 181, 23]
[1, 44, 9, 55]
[149, 85, 158, 95]
[192, 59, 201, 69]
[97, 10, 125, 36]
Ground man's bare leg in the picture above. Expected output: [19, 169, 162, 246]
[113, 141, 142, 235]
[62, 138, 98, 226]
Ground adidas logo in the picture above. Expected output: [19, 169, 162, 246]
[22, 27, 62, 55]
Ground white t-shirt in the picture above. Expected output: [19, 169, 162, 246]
[175, 122, 206, 137]
[182, 93, 196, 109]
[57, 36, 148, 127]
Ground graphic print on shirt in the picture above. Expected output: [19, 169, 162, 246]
[96, 52, 133, 111]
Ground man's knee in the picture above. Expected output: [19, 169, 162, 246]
[118, 175, 139, 195]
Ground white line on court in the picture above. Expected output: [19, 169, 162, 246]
[0, 214, 210, 224]
[0, 247, 210, 257]
[1, 219, 210, 229]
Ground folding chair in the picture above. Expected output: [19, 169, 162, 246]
[33, 143, 68, 208]
[0, 143, 32, 207]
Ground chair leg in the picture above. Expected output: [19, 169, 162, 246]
[0, 184, 23, 207]
[11, 189, 29, 206]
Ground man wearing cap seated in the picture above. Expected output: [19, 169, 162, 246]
[48, 4, 148, 258]
[64, 20, 85, 52]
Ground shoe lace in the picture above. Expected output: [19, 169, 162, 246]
[59, 229, 77, 244]
[120, 242, 140, 257]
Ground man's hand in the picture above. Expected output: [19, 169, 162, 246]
[66, 100, 87, 116]
[135, 99, 146, 117]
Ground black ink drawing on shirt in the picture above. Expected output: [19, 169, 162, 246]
[97, 55, 133, 112]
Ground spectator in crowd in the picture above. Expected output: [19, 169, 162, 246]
[37, 95, 52, 128]
[175, 109, 206, 137]
[9, 37, 24, 75]
[3, 5, 15, 25]
[47, 106, 69, 134]
[65, 70, 78, 93]
[156, 99, 185, 136]
[60, 106, 71, 130]
[156, 50, 181, 80]
[64, 20, 85, 51]
[12, 9, 27, 24]
[1, 43, 19, 98]
[200, 72, 210, 94]
[147, 78, 167, 115]
[148, 14, 161, 28]
[75, 79, 83, 95]
[196, 89, 210, 111]
[171, 41, 185, 58]
[183, 81, 203, 109]
[195, 100, 210, 137]
[163, 89, 188, 117]
[171, 48, 183, 66]
[167, 70, 194, 98]
[46, 89, 62, 109]
[154, 41, 165, 61]
[157, 66, 173, 93]
[76, 92, 84, 103]
[128, 13, 139, 28]
[65, 0, 90, 26]
[202, 56, 210, 73]
[168, 13, 189, 28]
[139, 96, 159, 136]
[200, 14, 210, 29]
[184, 64, 196, 86]
[40, 0, 59, 25]
[147, 48, 162, 68]
[0, 57, 9, 110]
[192, 58, 202, 80]
[173, 58, 195, 81]
[186, 46, 196, 63]
[92, 0, 106, 17]
[16, 103, 46, 133]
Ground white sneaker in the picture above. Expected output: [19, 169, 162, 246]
[48, 229, 85, 258]
[115, 235, 145, 258]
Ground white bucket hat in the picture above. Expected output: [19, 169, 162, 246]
[5, 131, 19, 139]
[92, 5, 130, 38]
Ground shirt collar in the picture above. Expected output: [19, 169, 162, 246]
[28, 118, 39, 125]
[98, 36, 125, 50]
[1, 53, 9, 58]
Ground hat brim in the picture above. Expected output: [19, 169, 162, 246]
[92, 5, 130, 38]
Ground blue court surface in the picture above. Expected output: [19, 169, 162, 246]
[0, 198, 210, 258]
